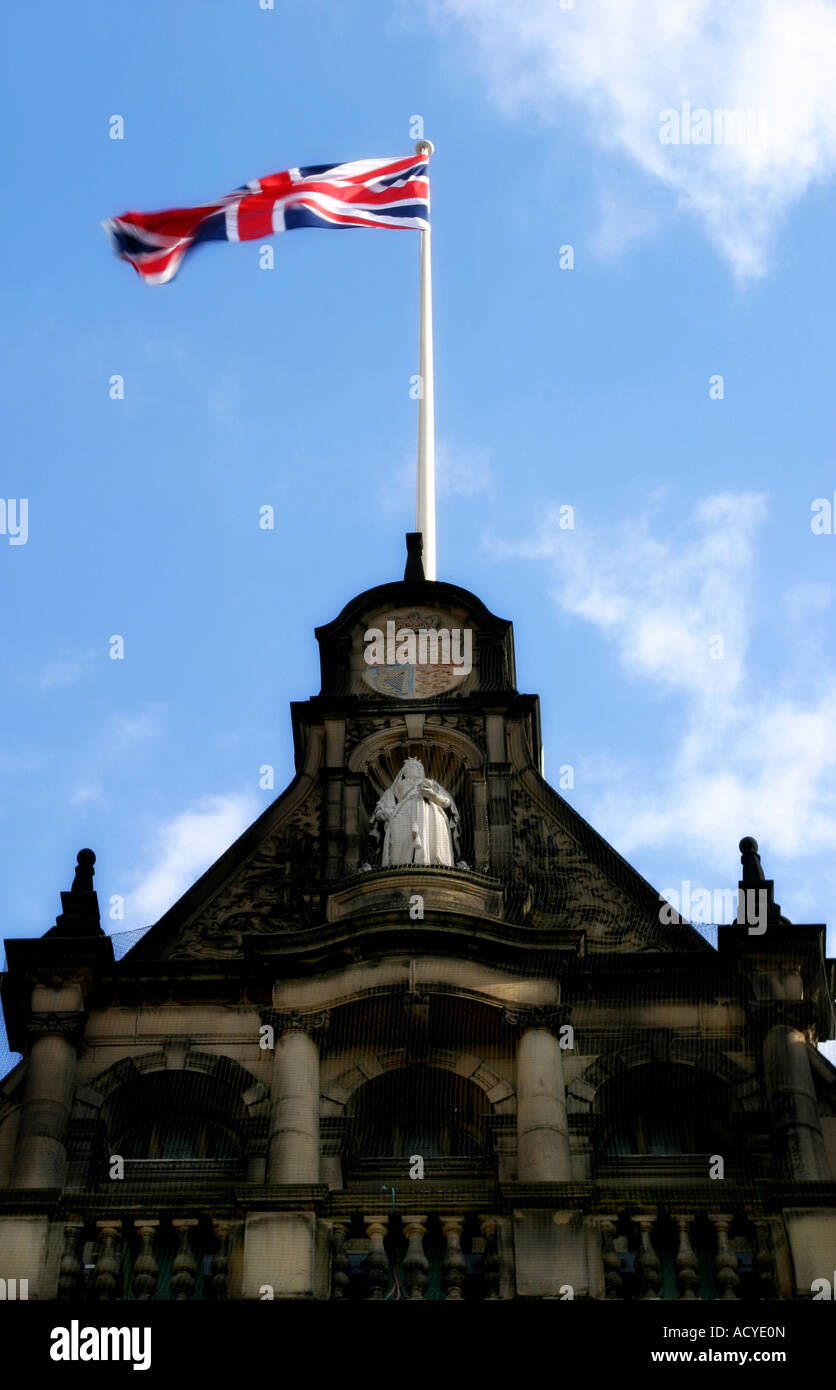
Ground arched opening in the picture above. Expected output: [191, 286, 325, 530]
[348, 1066, 489, 1164]
[104, 1070, 244, 1169]
[596, 1063, 731, 1158]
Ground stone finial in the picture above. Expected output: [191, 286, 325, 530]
[736, 836, 791, 926]
[45, 847, 103, 937]
[404, 531, 425, 581]
[739, 837, 765, 883]
[71, 848, 96, 892]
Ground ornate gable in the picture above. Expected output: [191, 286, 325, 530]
[128, 575, 709, 962]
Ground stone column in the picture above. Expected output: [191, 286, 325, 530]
[763, 1022, 829, 1180]
[485, 762, 513, 875]
[513, 1014, 572, 1181]
[11, 985, 85, 1190]
[470, 772, 490, 870]
[266, 1012, 327, 1184]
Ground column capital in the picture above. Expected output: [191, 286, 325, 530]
[754, 1002, 815, 1033]
[503, 1004, 569, 1031]
[262, 1008, 331, 1037]
[22, 1010, 87, 1053]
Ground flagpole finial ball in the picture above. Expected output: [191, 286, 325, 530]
[415, 139, 435, 157]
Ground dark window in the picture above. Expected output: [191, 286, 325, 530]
[352, 1067, 487, 1160]
[120, 1117, 238, 1160]
[599, 1064, 728, 1156]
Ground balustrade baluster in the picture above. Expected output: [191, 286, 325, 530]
[752, 1218, 777, 1301]
[672, 1214, 700, 1300]
[210, 1220, 231, 1301]
[171, 1219, 198, 1301]
[596, 1215, 623, 1300]
[631, 1212, 661, 1300]
[363, 1216, 390, 1300]
[478, 1215, 501, 1300]
[441, 1217, 466, 1301]
[58, 1223, 84, 1301]
[709, 1212, 740, 1300]
[94, 1220, 122, 1301]
[132, 1219, 159, 1300]
[402, 1217, 428, 1300]
[330, 1221, 351, 1300]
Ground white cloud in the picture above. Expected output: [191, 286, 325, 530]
[781, 580, 834, 621]
[37, 652, 90, 689]
[104, 710, 163, 752]
[125, 790, 259, 926]
[378, 438, 494, 515]
[438, 441, 494, 499]
[71, 783, 105, 807]
[590, 186, 661, 262]
[494, 492, 836, 878]
[427, 0, 836, 277]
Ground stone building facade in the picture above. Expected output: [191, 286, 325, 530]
[2, 561, 836, 1300]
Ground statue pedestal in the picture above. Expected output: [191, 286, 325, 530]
[326, 866, 505, 923]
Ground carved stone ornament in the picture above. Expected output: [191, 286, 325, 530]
[511, 786, 657, 951]
[503, 1005, 569, 1031]
[262, 1009, 331, 1036]
[158, 789, 322, 959]
[23, 1010, 87, 1051]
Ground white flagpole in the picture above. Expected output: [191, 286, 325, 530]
[414, 138, 436, 581]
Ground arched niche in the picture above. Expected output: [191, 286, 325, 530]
[347, 725, 484, 869]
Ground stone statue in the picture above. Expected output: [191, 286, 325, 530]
[363, 758, 467, 869]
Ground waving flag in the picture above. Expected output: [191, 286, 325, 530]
[103, 155, 430, 285]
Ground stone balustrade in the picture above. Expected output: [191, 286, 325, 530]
[330, 1211, 507, 1300]
[55, 1214, 230, 1302]
[593, 1205, 778, 1301]
[40, 1199, 785, 1301]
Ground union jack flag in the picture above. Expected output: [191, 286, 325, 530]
[103, 155, 430, 285]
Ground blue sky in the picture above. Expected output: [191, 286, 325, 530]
[2, 0, 836, 1068]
